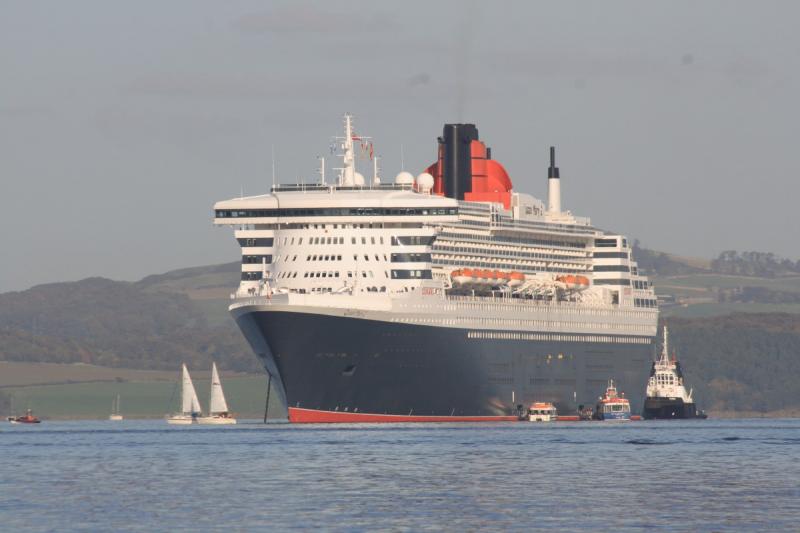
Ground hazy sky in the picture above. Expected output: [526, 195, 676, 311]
[2, 1, 799, 292]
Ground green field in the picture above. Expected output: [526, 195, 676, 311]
[5, 376, 285, 420]
[651, 273, 800, 317]
[654, 273, 800, 293]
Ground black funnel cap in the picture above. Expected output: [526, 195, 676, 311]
[441, 124, 479, 200]
[548, 146, 559, 179]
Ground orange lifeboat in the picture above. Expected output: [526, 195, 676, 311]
[452, 269, 526, 288]
[556, 274, 590, 290]
[508, 271, 525, 288]
[450, 268, 475, 286]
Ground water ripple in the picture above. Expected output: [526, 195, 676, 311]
[1, 418, 798, 531]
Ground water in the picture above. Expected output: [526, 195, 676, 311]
[1, 419, 798, 531]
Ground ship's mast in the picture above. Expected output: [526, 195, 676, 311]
[660, 326, 670, 364]
[318, 156, 326, 184]
[341, 114, 356, 186]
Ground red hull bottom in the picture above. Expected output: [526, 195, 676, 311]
[288, 407, 519, 424]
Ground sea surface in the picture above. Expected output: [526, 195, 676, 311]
[1, 418, 798, 532]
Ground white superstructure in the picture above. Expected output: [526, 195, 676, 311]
[215, 115, 657, 324]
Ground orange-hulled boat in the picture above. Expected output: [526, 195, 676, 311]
[8, 409, 41, 424]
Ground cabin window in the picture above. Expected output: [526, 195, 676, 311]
[237, 237, 274, 247]
[595, 238, 618, 248]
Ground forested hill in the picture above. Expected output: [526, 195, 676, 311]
[665, 314, 800, 413]
[1, 263, 800, 413]
[0, 269, 258, 373]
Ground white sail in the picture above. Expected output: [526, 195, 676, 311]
[181, 363, 202, 415]
[208, 362, 229, 414]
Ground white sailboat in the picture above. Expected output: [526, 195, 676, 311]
[166, 363, 202, 425]
[197, 362, 237, 425]
[109, 394, 123, 421]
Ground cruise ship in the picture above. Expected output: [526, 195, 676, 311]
[213, 115, 659, 422]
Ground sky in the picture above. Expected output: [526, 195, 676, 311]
[2, 0, 799, 292]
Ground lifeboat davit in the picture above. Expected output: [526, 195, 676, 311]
[555, 275, 590, 290]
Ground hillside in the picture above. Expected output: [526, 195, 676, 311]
[664, 314, 800, 412]
[0, 271, 259, 373]
[632, 245, 800, 317]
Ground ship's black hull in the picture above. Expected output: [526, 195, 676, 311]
[642, 397, 706, 419]
[235, 310, 654, 418]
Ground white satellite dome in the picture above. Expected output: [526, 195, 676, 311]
[416, 172, 434, 193]
[395, 171, 414, 185]
[353, 172, 365, 186]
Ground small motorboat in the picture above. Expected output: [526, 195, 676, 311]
[593, 380, 631, 421]
[8, 409, 41, 424]
[526, 402, 558, 422]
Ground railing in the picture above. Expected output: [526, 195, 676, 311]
[270, 183, 415, 193]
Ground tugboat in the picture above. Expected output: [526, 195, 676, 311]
[593, 380, 631, 421]
[642, 326, 707, 419]
[8, 409, 42, 424]
[526, 402, 557, 422]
